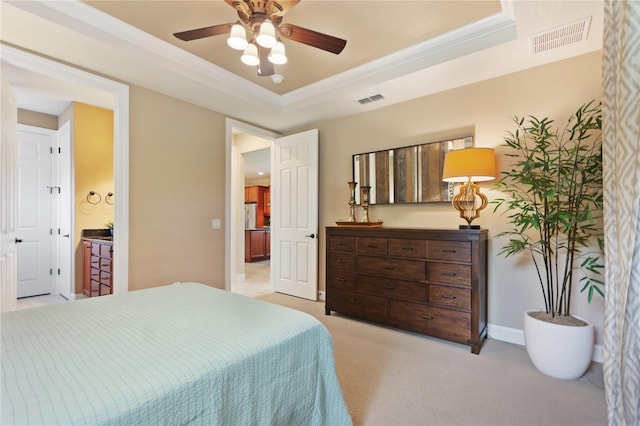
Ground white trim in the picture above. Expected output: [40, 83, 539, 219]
[1, 45, 130, 294]
[488, 323, 603, 363]
[318, 291, 326, 302]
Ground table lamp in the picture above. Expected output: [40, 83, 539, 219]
[442, 147, 496, 229]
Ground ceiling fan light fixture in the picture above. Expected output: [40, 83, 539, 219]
[256, 19, 277, 48]
[268, 42, 288, 64]
[227, 24, 248, 50]
[240, 43, 260, 66]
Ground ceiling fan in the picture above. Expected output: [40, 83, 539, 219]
[173, 0, 347, 77]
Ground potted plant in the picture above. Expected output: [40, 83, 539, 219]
[492, 100, 604, 380]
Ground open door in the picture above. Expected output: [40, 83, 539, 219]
[271, 129, 319, 300]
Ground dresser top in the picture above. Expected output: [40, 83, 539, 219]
[325, 226, 488, 241]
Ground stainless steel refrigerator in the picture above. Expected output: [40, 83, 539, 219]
[244, 202, 257, 230]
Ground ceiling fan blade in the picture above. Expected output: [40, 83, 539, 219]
[279, 24, 346, 55]
[257, 45, 275, 77]
[174, 23, 233, 41]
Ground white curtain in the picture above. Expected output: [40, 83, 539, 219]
[602, 1, 640, 425]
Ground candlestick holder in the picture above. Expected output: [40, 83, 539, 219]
[360, 185, 371, 223]
[347, 181, 358, 222]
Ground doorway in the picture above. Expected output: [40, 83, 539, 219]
[2, 45, 130, 306]
[229, 131, 273, 297]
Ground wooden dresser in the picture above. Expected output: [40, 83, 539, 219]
[325, 227, 488, 354]
[82, 239, 113, 297]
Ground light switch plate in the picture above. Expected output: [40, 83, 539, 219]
[211, 219, 221, 229]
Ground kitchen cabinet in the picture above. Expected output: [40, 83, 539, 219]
[325, 227, 488, 354]
[245, 185, 270, 227]
[245, 229, 270, 263]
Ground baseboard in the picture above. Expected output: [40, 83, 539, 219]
[488, 323, 603, 363]
[318, 290, 326, 301]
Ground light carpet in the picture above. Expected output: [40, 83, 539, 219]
[258, 291, 606, 426]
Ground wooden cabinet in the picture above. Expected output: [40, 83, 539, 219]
[245, 185, 270, 227]
[325, 227, 488, 354]
[245, 229, 271, 263]
[83, 239, 113, 297]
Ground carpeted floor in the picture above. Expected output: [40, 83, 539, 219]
[259, 291, 606, 426]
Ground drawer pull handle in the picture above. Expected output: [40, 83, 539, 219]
[337, 243, 347, 246]
[336, 259, 346, 263]
[421, 315, 434, 320]
[367, 244, 378, 248]
[442, 249, 457, 253]
[442, 272, 457, 276]
[383, 284, 395, 290]
[442, 294, 457, 299]
[336, 278, 346, 282]
[350, 299, 361, 305]
[402, 247, 414, 251]
[384, 266, 395, 270]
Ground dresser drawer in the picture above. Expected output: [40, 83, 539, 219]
[328, 253, 356, 271]
[428, 263, 471, 286]
[90, 280, 100, 297]
[428, 241, 471, 262]
[327, 270, 356, 290]
[358, 256, 425, 280]
[99, 270, 112, 286]
[389, 238, 427, 259]
[428, 284, 471, 310]
[327, 288, 388, 321]
[99, 284, 112, 296]
[389, 300, 471, 344]
[358, 274, 426, 301]
[100, 244, 112, 258]
[90, 256, 100, 270]
[90, 267, 100, 282]
[329, 235, 356, 253]
[357, 237, 388, 255]
[99, 257, 112, 272]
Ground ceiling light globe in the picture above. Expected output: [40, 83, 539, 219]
[268, 42, 287, 64]
[256, 20, 277, 48]
[227, 24, 248, 50]
[240, 43, 260, 66]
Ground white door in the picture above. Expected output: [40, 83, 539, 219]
[56, 121, 72, 299]
[271, 129, 319, 300]
[16, 125, 54, 298]
[0, 74, 18, 312]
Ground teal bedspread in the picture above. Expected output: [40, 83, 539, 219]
[1, 282, 352, 425]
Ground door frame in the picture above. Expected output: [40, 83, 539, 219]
[225, 118, 279, 291]
[1, 45, 130, 295]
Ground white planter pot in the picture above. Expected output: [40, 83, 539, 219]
[523, 311, 594, 380]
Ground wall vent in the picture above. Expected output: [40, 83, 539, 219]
[529, 16, 591, 54]
[357, 94, 384, 105]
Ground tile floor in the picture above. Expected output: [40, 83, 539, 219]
[14, 261, 272, 310]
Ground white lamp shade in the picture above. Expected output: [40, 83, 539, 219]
[442, 148, 497, 182]
[227, 24, 248, 50]
[268, 42, 287, 64]
[240, 43, 260, 66]
[256, 20, 277, 48]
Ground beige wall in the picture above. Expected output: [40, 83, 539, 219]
[95, 50, 603, 342]
[128, 86, 226, 290]
[297, 51, 605, 342]
[73, 102, 114, 294]
[17, 108, 58, 129]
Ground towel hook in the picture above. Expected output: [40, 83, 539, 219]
[105, 192, 114, 205]
[87, 191, 101, 205]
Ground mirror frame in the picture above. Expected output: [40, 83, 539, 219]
[352, 136, 473, 204]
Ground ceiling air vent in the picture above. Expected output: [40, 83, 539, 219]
[529, 16, 591, 54]
[357, 94, 385, 105]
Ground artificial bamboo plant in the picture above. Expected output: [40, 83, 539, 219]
[492, 100, 604, 319]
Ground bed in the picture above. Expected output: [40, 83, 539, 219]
[1, 282, 352, 425]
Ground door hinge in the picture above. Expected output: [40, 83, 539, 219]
[50, 268, 53, 276]
[57, 268, 61, 275]
[58, 147, 61, 154]
[50, 228, 53, 235]
[50, 147, 53, 154]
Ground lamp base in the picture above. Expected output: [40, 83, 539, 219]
[459, 224, 480, 230]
